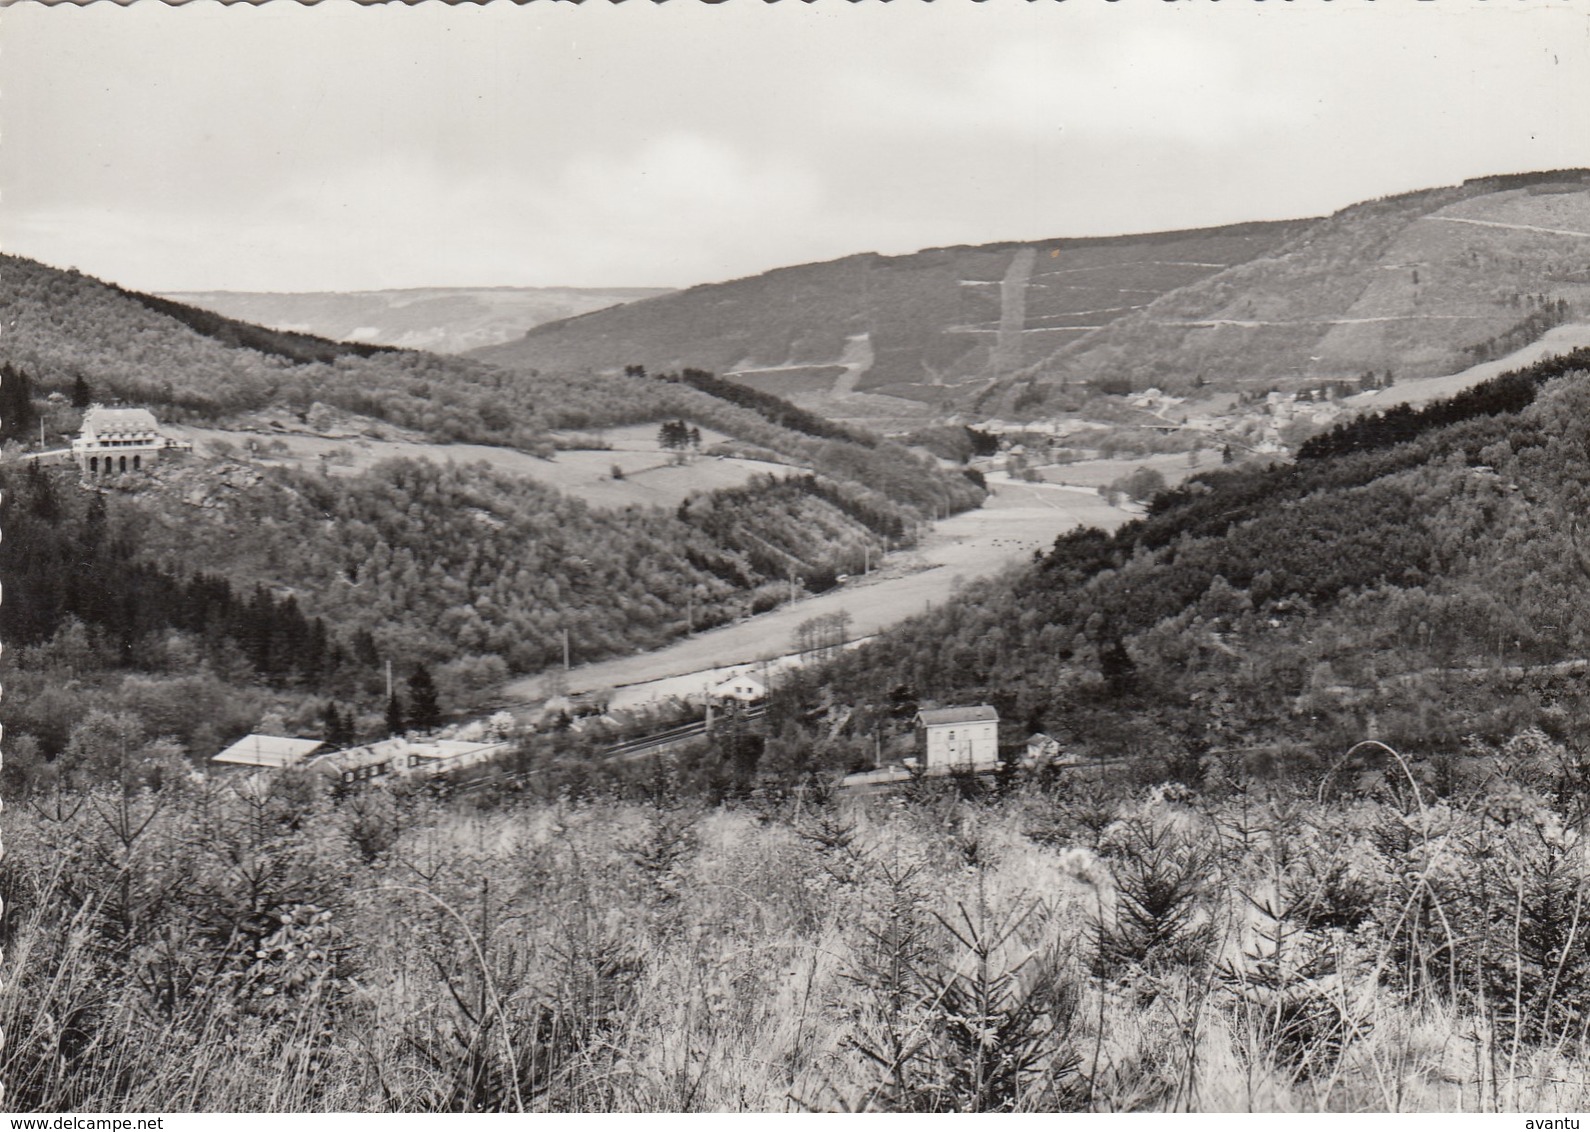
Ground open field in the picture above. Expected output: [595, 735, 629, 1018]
[501, 480, 1127, 705]
[166, 422, 792, 510]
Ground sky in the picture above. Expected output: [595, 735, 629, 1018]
[4, 0, 1589, 293]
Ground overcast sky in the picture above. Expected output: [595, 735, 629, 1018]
[5, 1, 1588, 292]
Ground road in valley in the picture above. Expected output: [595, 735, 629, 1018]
[500, 479, 1128, 710]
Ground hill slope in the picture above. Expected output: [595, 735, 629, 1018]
[158, 285, 671, 354]
[0, 257, 984, 736]
[474, 171, 1590, 421]
[473, 221, 1308, 415]
[1030, 171, 1590, 403]
[0, 254, 980, 518]
[804, 345, 1590, 769]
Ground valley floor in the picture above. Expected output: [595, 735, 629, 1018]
[500, 480, 1127, 707]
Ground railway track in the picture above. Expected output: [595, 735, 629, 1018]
[455, 704, 768, 793]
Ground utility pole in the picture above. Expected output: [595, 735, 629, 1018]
[385, 659, 393, 701]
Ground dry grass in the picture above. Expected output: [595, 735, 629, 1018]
[8, 760, 1590, 1112]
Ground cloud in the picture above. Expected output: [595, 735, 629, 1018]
[832, 26, 1304, 149]
[7, 136, 831, 290]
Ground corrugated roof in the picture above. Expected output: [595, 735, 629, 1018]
[212, 734, 325, 768]
[82, 406, 162, 438]
[407, 739, 505, 763]
[916, 705, 999, 726]
[310, 738, 405, 772]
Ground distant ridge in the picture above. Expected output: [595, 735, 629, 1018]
[473, 169, 1590, 422]
[159, 285, 672, 355]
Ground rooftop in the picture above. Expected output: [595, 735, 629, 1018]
[212, 734, 326, 769]
[916, 705, 999, 726]
[81, 405, 162, 438]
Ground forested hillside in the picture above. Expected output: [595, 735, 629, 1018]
[807, 347, 1590, 771]
[0, 254, 980, 518]
[0, 255, 981, 785]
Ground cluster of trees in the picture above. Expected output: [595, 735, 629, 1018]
[900, 425, 1001, 464]
[1099, 465, 1167, 506]
[656, 418, 701, 451]
[794, 610, 852, 662]
[2, 464, 355, 689]
[651, 366, 876, 447]
[1461, 300, 1575, 367]
[0, 361, 39, 441]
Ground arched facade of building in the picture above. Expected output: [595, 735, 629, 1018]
[72, 405, 174, 477]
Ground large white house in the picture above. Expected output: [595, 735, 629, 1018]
[72, 405, 188, 477]
[914, 705, 1000, 772]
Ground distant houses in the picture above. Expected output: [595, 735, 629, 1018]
[211, 732, 508, 785]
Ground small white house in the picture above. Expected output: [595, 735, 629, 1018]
[914, 705, 1000, 772]
[1025, 732, 1062, 763]
[711, 672, 767, 704]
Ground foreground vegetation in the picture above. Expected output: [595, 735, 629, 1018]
[11, 740, 1590, 1112]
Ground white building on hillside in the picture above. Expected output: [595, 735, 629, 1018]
[914, 705, 1000, 772]
[72, 405, 189, 477]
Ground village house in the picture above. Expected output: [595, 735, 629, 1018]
[311, 736, 511, 785]
[711, 671, 768, 705]
[1025, 732, 1062, 764]
[397, 737, 508, 777]
[72, 405, 190, 477]
[914, 705, 1000, 772]
[311, 741, 400, 785]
